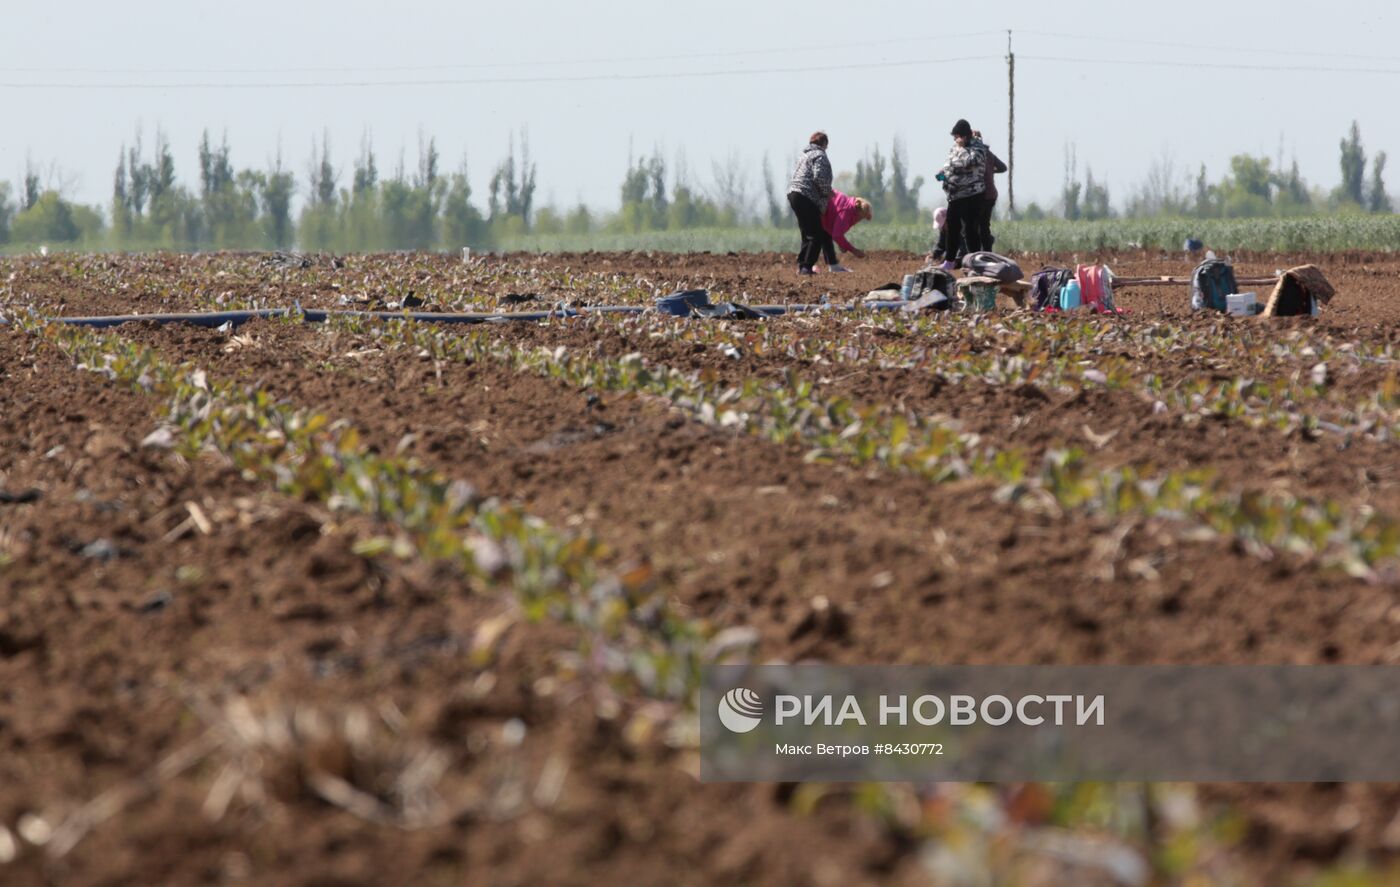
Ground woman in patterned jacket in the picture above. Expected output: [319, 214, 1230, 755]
[935, 119, 987, 268]
[786, 131, 835, 276]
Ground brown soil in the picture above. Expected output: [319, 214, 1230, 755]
[108, 318, 1396, 668]
[4, 251, 1400, 884]
[0, 326, 927, 886]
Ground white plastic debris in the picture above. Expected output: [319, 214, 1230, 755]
[501, 718, 527, 747]
[141, 427, 177, 449]
[17, 814, 51, 846]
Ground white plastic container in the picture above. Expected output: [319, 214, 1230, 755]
[1226, 292, 1257, 316]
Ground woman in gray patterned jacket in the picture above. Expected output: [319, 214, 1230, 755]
[786, 131, 835, 275]
[935, 119, 987, 268]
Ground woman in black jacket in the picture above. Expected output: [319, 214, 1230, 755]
[935, 119, 987, 268]
[786, 131, 834, 276]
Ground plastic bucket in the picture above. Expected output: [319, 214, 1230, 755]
[966, 284, 998, 313]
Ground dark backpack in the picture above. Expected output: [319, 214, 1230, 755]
[903, 268, 957, 312]
[961, 251, 1023, 283]
[1191, 259, 1238, 312]
[919, 268, 957, 299]
[1029, 267, 1073, 312]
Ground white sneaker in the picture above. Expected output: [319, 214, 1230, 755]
[828, 264, 853, 273]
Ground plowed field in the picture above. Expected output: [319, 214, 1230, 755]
[2, 250, 1399, 885]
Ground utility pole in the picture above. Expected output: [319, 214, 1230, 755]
[1007, 29, 1016, 217]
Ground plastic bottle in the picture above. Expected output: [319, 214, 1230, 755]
[1060, 280, 1082, 311]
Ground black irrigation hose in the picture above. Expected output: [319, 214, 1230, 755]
[1, 303, 894, 329]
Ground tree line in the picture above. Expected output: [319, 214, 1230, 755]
[1032, 123, 1390, 222]
[0, 122, 1391, 250]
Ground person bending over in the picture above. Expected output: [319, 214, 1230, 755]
[821, 190, 872, 272]
[930, 205, 950, 263]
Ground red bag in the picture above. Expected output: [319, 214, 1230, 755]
[1075, 264, 1123, 314]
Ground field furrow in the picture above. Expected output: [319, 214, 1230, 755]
[106, 318, 1400, 666]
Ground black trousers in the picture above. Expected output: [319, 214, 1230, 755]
[979, 198, 997, 250]
[788, 192, 831, 269]
[944, 193, 985, 262]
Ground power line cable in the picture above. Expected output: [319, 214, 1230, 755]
[1019, 54, 1400, 76]
[0, 55, 1003, 89]
[0, 31, 1005, 76]
[11, 51, 1392, 90]
[1018, 28, 1400, 64]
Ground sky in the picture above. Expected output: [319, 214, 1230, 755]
[5, 0, 1400, 218]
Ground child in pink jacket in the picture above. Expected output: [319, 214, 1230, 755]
[821, 191, 873, 271]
